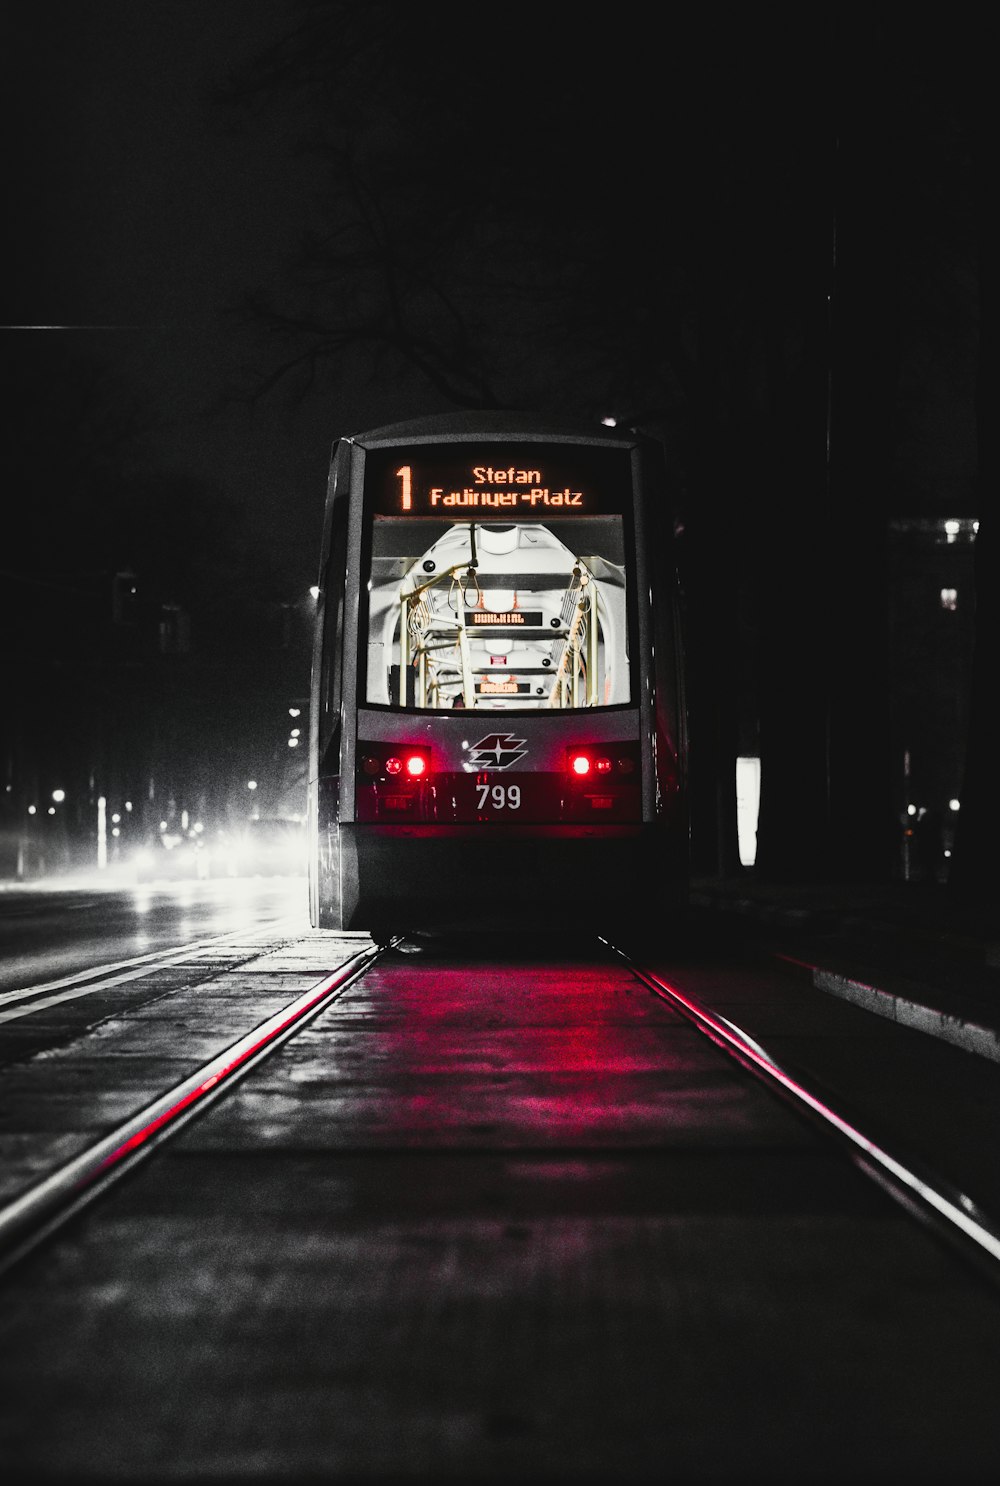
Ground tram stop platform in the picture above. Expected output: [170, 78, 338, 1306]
[689, 874, 1000, 1066]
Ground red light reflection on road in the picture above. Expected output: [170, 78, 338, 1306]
[340, 958, 705, 1147]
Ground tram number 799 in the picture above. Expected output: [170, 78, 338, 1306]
[476, 782, 521, 811]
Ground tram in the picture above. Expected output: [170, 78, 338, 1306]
[307, 411, 688, 937]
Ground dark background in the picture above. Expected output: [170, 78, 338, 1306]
[1, 3, 994, 899]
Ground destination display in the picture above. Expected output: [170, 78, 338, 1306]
[365, 442, 632, 518]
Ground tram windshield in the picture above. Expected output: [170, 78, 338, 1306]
[364, 517, 631, 710]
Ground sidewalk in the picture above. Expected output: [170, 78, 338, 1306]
[690, 874, 1000, 1065]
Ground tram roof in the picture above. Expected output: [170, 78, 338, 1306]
[348, 410, 645, 447]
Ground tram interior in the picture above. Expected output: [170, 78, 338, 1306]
[366, 520, 630, 710]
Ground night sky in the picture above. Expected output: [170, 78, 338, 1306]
[3, 4, 983, 594]
[5, 1, 337, 600]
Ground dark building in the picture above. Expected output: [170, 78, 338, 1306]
[888, 517, 977, 882]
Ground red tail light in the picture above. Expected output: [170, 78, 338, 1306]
[378, 753, 429, 778]
[560, 743, 641, 824]
[358, 746, 431, 783]
[356, 744, 432, 822]
[566, 746, 637, 777]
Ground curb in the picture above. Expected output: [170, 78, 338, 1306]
[690, 891, 1000, 1067]
[811, 966, 1000, 1065]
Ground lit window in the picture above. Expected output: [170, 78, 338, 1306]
[940, 588, 957, 611]
[364, 502, 631, 711]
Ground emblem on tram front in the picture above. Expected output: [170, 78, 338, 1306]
[468, 734, 528, 770]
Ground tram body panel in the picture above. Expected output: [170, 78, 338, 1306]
[353, 707, 644, 819]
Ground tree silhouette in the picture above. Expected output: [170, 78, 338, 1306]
[213, 3, 987, 896]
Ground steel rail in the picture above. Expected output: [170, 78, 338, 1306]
[0, 938, 390, 1276]
[604, 937, 1000, 1286]
[0, 916, 306, 1020]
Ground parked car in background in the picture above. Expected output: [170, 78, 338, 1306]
[231, 817, 306, 877]
[133, 831, 210, 882]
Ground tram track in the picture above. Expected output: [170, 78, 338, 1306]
[606, 937, 1000, 1290]
[3, 925, 1000, 1298]
[0, 917, 307, 1025]
[4, 927, 1000, 1482]
[0, 937, 390, 1275]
